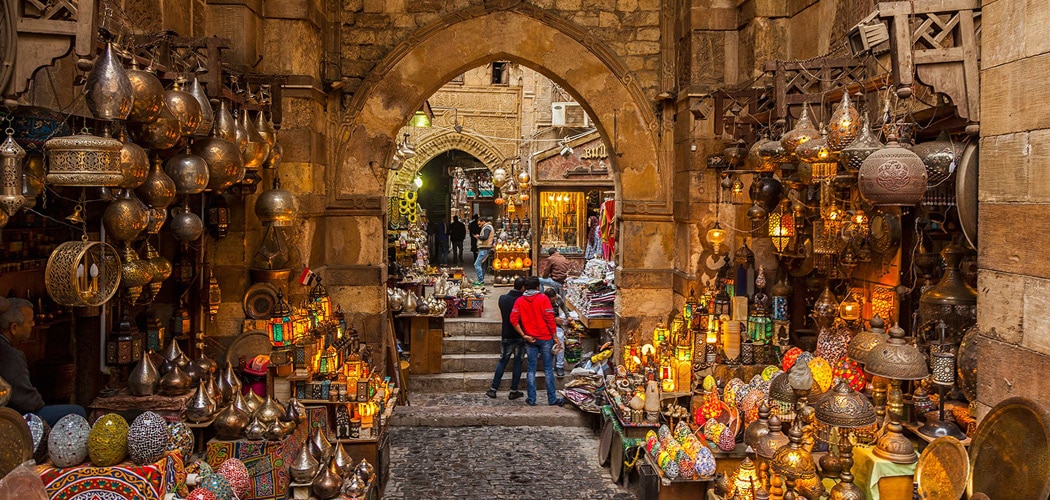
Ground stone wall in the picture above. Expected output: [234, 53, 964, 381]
[975, 0, 1050, 416]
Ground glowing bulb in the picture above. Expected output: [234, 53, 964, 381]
[413, 175, 423, 188]
[731, 178, 744, 194]
[706, 222, 727, 249]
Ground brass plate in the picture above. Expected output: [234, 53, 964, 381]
[956, 142, 978, 249]
[0, 407, 32, 479]
[968, 397, 1050, 499]
[243, 282, 279, 320]
[870, 211, 902, 258]
[916, 436, 969, 500]
[225, 330, 273, 366]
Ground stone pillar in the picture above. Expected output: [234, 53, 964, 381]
[206, 0, 263, 66]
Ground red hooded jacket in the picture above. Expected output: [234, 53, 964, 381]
[509, 290, 557, 341]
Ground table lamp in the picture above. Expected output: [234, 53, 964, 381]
[754, 413, 790, 490]
[814, 380, 877, 500]
[846, 315, 887, 365]
[771, 424, 816, 500]
[864, 323, 927, 464]
[917, 322, 967, 440]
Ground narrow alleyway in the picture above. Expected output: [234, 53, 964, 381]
[386, 259, 636, 498]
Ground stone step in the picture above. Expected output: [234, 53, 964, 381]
[390, 400, 591, 427]
[442, 335, 502, 354]
[409, 371, 567, 393]
[441, 353, 562, 373]
[443, 318, 503, 337]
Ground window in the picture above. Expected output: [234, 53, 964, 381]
[491, 61, 509, 85]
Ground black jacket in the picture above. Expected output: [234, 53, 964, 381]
[0, 335, 44, 413]
[498, 289, 524, 340]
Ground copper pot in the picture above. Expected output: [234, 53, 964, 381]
[103, 189, 149, 242]
[164, 80, 202, 137]
[136, 157, 176, 210]
[85, 43, 133, 121]
[191, 135, 245, 193]
[126, 62, 164, 123]
[213, 402, 250, 440]
[129, 102, 181, 150]
[164, 150, 209, 195]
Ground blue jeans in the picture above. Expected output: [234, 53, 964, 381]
[490, 338, 526, 392]
[526, 338, 557, 405]
[474, 248, 492, 282]
[36, 404, 87, 427]
[436, 240, 449, 265]
[555, 327, 565, 369]
[538, 278, 562, 297]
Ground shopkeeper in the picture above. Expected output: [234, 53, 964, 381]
[0, 297, 86, 426]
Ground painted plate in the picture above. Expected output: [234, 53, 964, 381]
[0, 407, 33, 478]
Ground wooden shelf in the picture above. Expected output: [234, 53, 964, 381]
[566, 299, 613, 330]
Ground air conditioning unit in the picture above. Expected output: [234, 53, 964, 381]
[551, 102, 590, 127]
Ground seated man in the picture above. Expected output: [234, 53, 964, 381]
[0, 297, 85, 426]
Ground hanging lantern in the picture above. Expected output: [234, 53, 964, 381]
[858, 136, 928, 206]
[170, 300, 192, 339]
[164, 79, 203, 137]
[706, 222, 726, 250]
[120, 244, 154, 304]
[255, 177, 299, 227]
[187, 77, 215, 137]
[45, 130, 123, 186]
[494, 197, 505, 206]
[797, 129, 837, 182]
[241, 111, 271, 170]
[191, 132, 245, 193]
[492, 166, 508, 188]
[164, 149, 210, 195]
[45, 240, 122, 307]
[757, 137, 789, 169]
[126, 60, 164, 123]
[103, 189, 150, 242]
[748, 173, 783, 213]
[912, 131, 963, 185]
[827, 93, 861, 151]
[838, 290, 862, 321]
[745, 136, 775, 172]
[129, 102, 181, 150]
[780, 103, 819, 157]
[840, 117, 882, 173]
[144, 241, 171, 300]
[116, 128, 149, 189]
[0, 126, 26, 217]
[519, 191, 529, 202]
[206, 193, 230, 240]
[768, 205, 795, 253]
[517, 170, 531, 186]
[84, 43, 133, 121]
[136, 157, 177, 211]
[270, 291, 293, 347]
[206, 272, 222, 319]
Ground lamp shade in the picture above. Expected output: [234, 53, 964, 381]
[771, 425, 816, 480]
[847, 315, 887, 364]
[858, 138, 928, 206]
[864, 323, 929, 380]
[814, 380, 876, 430]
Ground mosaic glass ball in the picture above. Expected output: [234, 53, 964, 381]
[808, 356, 834, 393]
[87, 413, 129, 466]
[782, 347, 803, 372]
[694, 445, 716, 477]
[761, 365, 781, 381]
[23, 413, 47, 455]
[717, 424, 736, 452]
[127, 411, 171, 465]
[199, 472, 235, 500]
[833, 358, 867, 392]
[676, 449, 695, 480]
[168, 420, 195, 460]
[674, 421, 691, 441]
[48, 414, 91, 467]
[795, 351, 814, 368]
[217, 458, 250, 498]
[644, 431, 659, 454]
[186, 488, 218, 500]
[723, 379, 745, 409]
[663, 455, 680, 479]
[186, 460, 213, 477]
[657, 424, 673, 445]
[704, 421, 725, 442]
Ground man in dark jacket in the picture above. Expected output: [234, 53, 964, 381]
[0, 298, 86, 426]
[509, 277, 565, 406]
[486, 277, 526, 400]
[468, 214, 480, 260]
[449, 216, 467, 263]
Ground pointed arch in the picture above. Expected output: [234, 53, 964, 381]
[386, 132, 507, 196]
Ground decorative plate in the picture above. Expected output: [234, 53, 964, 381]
[243, 282, 279, 320]
[956, 142, 978, 249]
[969, 397, 1050, 499]
[0, 407, 32, 478]
[916, 436, 969, 500]
[870, 211, 902, 259]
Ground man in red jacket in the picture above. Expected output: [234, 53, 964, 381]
[509, 276, 565, 406]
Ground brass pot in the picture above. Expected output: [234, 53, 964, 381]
[253, 395, 285, 424]
[129, 102, 180, 150]
[354, 459, 376, 484]
[85, 43, 133, 121]
[128, 346, 160, 396]
[244, 416, 266, 441]
[159, 363, 193, 395]
[126, 62, 164, 123]
[241, 111, 270, 169]
[213, 402, 249, 440]
[164, 80, 202, 137]
[289, 438, 319, 483]
[311, 457, 342, 499]
[187, 77, 214, 137]
[255, 180, 298, 227]
[231, 388, 252, 415]
[170, 207, 204, 242]
[117, 131, 149, 189]
[191, 135, 245, 193]
[103, 189, 149, 242]
[264, 419, 285, 440]
[245, 389, 264, 412]
[342, 473, 367, 498]
[213, 101, 237, 142]
[136, 157, 176, 209]
[184, 380, 216, 423]
[45, 131, 123, 186]
[164, 150, 209, 195]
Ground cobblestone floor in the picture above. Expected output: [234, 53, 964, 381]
[384, 426, 637, 499]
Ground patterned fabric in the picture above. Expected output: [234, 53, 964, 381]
[205, 435, 296, 500]
[36, 451, 184, 500]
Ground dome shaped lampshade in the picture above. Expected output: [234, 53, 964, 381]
[255, 178, 299, 227]
[858, 137, 928, 206]
[780, 104, 819, 157]
[864, 323, 929, 381]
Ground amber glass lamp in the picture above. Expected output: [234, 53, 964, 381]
[780, 103, 819, 158]
[768, 204, 795, 253]
[732, 457, 761, 500]
[707, 222, 727, 251]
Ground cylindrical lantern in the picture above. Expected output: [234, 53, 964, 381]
[0, 127, 26, 217]
[931, 351, 956, 385]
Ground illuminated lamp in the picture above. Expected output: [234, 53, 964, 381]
[768, 206, 795, 253]
[269, 291, 293, 347]
[706, 222, 727, 251]
[838, 289, 862, 322]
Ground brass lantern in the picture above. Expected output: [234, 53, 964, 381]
[0, 126, 26, 217]
[255, 177, 299, 227]
[126, 61, 164, 123]
[45, 130, 123, 186]
[858, 137, 928, 206]
[491, 166, 508, 188]
[780, 103, 819, 157]
[103, 189, 150, 243]
[270, 291, 293, 347]
[768, 203, 794, 253]
[120, 243, 154, 304]
[164, 78, 203, 137]
[45, 239, 122, 307]
[144, 241, 171, 300]
[826, 93, 861, 151]
[84, 43, 133, 122]
[187, 77, 214, 137]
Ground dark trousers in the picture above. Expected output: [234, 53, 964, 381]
[490, 338, 526, 391]
[452, 241, 464, 262]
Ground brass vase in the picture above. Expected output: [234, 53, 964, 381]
[245, 388, 264, 412]
[213, 401, 249, 440]
[164, 80, 202, 137]
[136, 157, 176, 209]
[103, 189, 149, 242]
[126, 61, 164, 123]
[184, 380, 216, 423]
[85, 43, 133, 121]
[159, 363, 193, 395]
[311, 457, 342, 499]
[332, 442, 354, 477]
[128, 346, 160, 396]
[164, 149, 209, 195]
[342, 473, 366, 498]
[254, 395, 285, 424]
[289, 438, 320, 483]
[187, 77, 214, 137]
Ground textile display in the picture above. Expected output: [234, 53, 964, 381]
[36, 451, 185, 500]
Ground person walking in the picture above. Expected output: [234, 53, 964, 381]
[486, 277, 526, 400]
[544, 287, 569, 378]
[449, 215, 467, 263]
[509, 277, 565, 406]
[539, 247, 571, 296]
[472, 216, 495, 285]
[435, 217, 450, 265]
[468, 213, 481, 261]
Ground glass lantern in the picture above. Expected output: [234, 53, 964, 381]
[269, 291, 293, 347]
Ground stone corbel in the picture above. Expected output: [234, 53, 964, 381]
[3, 0, 97, 99]
[878, 0, 981, 124]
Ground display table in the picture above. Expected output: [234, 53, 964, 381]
[566, 298, 613, 330]
[849, 444, 916, 500]
[88, 391, 193, 421]
[37, 451, 186, 500]
[205, 434, 298, 500]
[397, 314, 444, 374]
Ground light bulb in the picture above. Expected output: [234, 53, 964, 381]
[707, 222, 726, 249]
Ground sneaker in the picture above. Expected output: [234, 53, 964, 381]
[556, 368, 565, 378]
[509, 391, 524, 400]
[485, 389, 497, 399]
[549, 398, 565, 407]
[526, 400, 537, 406]
[473, 280, 484, 286]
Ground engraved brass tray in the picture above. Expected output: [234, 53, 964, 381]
[916, 436, 968, 500]
[968, 397, 1050, 499]
[0, 407, 32, 479]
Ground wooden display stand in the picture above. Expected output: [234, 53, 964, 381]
[566, 298, 613, 330]
[398, 314, 444, 374]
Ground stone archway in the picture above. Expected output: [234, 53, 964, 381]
[325, 3, 676, 341]
[386, 131, 507, 197]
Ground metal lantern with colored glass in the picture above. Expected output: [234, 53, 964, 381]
[768, 203, 794, 253]
[270, 291, 294, 347]
[310, 277, 333, 322]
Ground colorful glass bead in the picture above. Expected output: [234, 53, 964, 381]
[87, 413, 129, 466]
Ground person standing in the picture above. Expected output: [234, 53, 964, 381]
[509, 277, 565, 406]
[0, 298, 86, 426]
[544, 287, 569, 378]
[468, 213, 481, 261]
[539, 247, 571, 296]
[449, 216, 467, 263]
[472, 216, 495, 285]
[435, 217, 450, 265]
[486, 277, 526, 400]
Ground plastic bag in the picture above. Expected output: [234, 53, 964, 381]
[0, 461, 48, 500]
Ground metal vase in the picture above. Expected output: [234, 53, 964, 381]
[184, 380, 216, 422]
[212, 401, 249, 440]
[85, 43, 133, 121]
[332, 442, 354, 477]
[290, 438, 320, 483]
[308, 425, 333, 462]
[128, 346, 160, 396]
[136, 157, 177, 210]
[159, 363, 193, 395]
[187, 77, 214, 137]
[311, 456, 342, 499]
